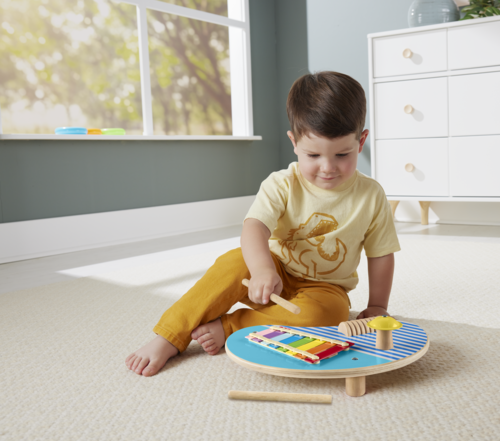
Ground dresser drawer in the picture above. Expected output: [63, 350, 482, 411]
[450, 136, 500, 197]
[449, 19, 500, 70]
[375, 139, 448, 197]
[449, 72, 500, 137]
[374, 77, 448, 140]
[372, 30, 447, 78]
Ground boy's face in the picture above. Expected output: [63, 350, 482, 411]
[288, 130, 369, 190]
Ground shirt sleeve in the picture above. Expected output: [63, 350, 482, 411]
[244, 172, 289, 235]
[363, 189, 401, 258]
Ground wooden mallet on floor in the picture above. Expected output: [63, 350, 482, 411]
[241, 279, 300, 314]
[228, 390, 331, 404]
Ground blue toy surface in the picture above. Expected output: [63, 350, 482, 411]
[226, 322, 428, 372]
[55, 127, 88, 135]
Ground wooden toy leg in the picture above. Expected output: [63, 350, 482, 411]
[388, 200, 400, 219]
[345, 376, 366, 397]
[418, 201, 431, 225]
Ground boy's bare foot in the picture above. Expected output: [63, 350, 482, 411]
[191, 318, 225, 355]
[125, 335, 178, 377]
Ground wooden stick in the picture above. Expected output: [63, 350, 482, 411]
[228, 390, 332, 404]
[241, 279, 301, 314]
[269, 326, 349, 347]
[248, 333, 319, 360]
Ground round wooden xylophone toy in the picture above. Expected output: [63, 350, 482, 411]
[226, 317, 429, 401]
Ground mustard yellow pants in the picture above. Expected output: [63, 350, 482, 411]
[153, 248, 350, 352]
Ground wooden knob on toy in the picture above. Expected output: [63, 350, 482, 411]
[402, 48, 413, 59]
[405, 163, 415, 173]
[404, 104, 414, 114]
[242, 279, 301, 314]
[228, 390, 332, 404]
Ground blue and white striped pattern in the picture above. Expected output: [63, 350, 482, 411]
[285, 321, 428, 361]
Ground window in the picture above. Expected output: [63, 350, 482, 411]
[0, 0, 253, 137]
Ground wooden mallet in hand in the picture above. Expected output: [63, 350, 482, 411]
[241, 279, 301, 314]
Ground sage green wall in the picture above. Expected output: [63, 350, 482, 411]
[275, 0, 310, 169]
[0, 0, 426, 224]
[0, 0, 281, 223]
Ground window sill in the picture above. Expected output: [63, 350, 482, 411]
[0, 134, 262, 141]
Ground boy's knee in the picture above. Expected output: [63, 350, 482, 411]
[324, 302, 349, 326]
[302, 312, 347, 328]
[216, 247, 243, 261]
[215, 248, 246, 269]
[295, 296, 349, 327]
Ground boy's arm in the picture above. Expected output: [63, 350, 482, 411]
[240, 218, 283, 305]
[357, 253, 394, 319]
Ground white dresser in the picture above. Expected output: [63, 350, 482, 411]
[368, 16, 500, 224]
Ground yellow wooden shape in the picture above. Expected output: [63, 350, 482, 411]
[367, 316, 403, 331]
[295, 339, 326, 352]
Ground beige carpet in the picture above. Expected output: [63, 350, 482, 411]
[1, 236, 499, 441]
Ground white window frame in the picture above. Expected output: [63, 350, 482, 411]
[0, 0, 260, 141]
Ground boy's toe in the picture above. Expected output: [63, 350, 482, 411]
[135, 357, 150, 374]
[126, 355, 137, 369]
[201, 339, 214, 349]
[143, 360, 162, 377]
[197, 334, 212, 345]
[131, 356, 143, 372]
[191, 324, 208, 340]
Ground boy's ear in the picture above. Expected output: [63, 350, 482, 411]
[358, 129, 369, 153]
[287, 131, 299, 155]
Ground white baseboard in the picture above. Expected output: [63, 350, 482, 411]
[394, 200, 500, 226]
[2, 196, 497, 264]
[0, 196, 255, 264]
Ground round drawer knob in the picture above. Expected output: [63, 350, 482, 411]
[404, 104, 414, 114]
[405, 163, 415, 173]
[403, 48, 413, 59]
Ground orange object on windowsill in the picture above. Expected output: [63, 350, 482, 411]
[87, 128, 102, 135]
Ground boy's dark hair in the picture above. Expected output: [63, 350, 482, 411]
[287, 71, 366, 141]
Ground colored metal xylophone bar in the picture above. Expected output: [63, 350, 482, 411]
[246, 325, 354, 364]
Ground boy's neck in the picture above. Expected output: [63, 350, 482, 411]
[298, 165, 358, 193]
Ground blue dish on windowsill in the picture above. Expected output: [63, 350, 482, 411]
[55, 127, 88, 135]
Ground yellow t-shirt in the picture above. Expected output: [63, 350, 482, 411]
[244, 162, 400, 291]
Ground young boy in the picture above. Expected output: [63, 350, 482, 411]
[126, 71, 400, 377]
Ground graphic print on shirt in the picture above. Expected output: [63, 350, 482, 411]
[278, 212, 347, 279]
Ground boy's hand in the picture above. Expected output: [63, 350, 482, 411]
[356, 306, 389, 320]
[248, 270, 283, 305]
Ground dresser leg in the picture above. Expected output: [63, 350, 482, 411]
[419, 201, 431, 225]
[388, 200, 400, 219]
